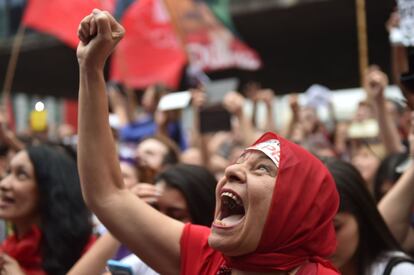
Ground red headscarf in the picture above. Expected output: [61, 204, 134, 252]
[225, 132, 339, 273]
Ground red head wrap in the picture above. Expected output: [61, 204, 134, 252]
[225, 132, 339, 273]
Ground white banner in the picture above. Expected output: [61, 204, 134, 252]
[398, 0, 414, 46]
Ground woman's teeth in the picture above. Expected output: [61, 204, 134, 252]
[215, 191, 245, 227]
[221, 192, 243, 207]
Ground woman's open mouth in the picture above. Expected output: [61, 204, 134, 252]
[213, 189, 245, 228]
[0, 195, 15, 207]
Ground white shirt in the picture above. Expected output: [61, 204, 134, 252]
[368, 251, 414, 275]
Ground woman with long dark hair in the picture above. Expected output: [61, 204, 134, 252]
[154, 163, 216, 225]
[323, 157, 414, 275]
[0, 145, 94, 275]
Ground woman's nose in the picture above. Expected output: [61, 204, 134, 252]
[224, 163, 247, 184]
[0, 175, 11, 191]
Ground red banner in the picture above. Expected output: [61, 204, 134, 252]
[164, 0, 261, 71]
[110, 0, 187, 89]
[22, 0, 114, 48]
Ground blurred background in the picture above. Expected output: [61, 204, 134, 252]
[0, 0, 396, 133]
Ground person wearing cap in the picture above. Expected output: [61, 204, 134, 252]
[76, 10, 340, 275]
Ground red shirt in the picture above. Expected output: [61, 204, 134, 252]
[180, 224, 224, 274]
[180, 224, 337, 275]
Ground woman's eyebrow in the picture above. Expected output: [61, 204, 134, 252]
[235, 152, 248, 163]
[255, 154, 275, 164]
[17, 164, 31, 171]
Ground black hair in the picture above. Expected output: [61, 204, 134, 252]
[373, 152, 407, 202]
[322, 157, 401, 274]
[27, 145, 92, 275]
[155, 164, 216, 226]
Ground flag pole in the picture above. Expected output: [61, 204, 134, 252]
[355, 0, 369, 86]
[2, 24, 25, 104]
[1, 23, 26, 127]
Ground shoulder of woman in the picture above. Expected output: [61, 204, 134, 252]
[389, 259, 414, 275]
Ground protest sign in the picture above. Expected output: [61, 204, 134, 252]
[398, 0, 414, 46]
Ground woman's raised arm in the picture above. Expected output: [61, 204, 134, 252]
[76, 10, 183, 275]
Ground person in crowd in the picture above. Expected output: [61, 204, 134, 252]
[364, 66, 405, 155]
[243, 85, 278, 134]
[112, 82, 188, 151]
[285, 94, 335, 155]
[378, 111, 414, 255]
[69, 163, 217, 275]
[386, 98, 411, 144]
[76, 9, 340, 275]
[134, 135, 180, 183]
[119, 158, 140, 189]
[373, 152, 407, 202]
[323, 157, 414, 275]
[152, 163, 216, 225]
[184, 88, 248, 179]
[347, 66, 404, 194]
[350, 140, 385, 193]
[386, 10, 414, 110]
[0, 145, 94, 275]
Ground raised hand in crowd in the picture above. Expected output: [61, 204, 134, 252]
[284, 94, 301, 140]
[379, 111, 414, 254]
[222, 90, 245, 117]
[257, 89, 277, 133]
[364, 66, 405, 154]
[107, 82, 135, 128]
[223, 91, 256, 146]
[243, 81, 261, 127]
[77, 10, 124, 69]
[364, 65, 388, 102]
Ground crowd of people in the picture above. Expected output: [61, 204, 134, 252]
[0, 7, 412, 275]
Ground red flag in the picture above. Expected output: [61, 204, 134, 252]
[110, 0, 187, 89]
[22, 0, 115, 48]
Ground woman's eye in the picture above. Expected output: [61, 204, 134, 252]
[257, 164, 270, 172]
[16, 171, 28, 180]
